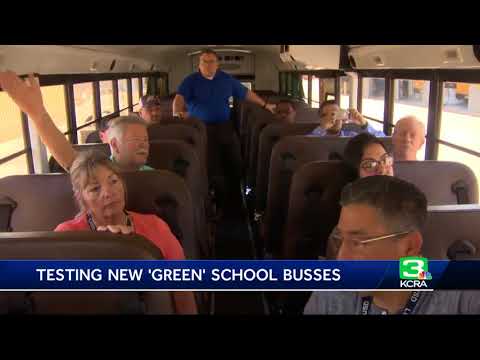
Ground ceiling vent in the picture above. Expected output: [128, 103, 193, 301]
[373, 55, 384, 66]
[443, 48, 463, 64]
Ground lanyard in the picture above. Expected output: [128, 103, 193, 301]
[86, 212, 132, 231]
[360, 291, 421, 315]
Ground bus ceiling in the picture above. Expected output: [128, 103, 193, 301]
[1, 45, 480, 76]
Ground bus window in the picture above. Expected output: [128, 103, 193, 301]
[73, 82, 96, 144]
[99, 81, 114, 117]
[41, 85, 69, 135]
[0, 154, 28, 178]
[132, 78, 140, 111]
[320, 78, 336, 104]
[393, 79, 430, 160]
[0, 92, 29, 178]
[157, 77, 167, 97]
[302, 75, 309, 104]
[340, 76, 352, 109]
[279, 73, 287, 95]
[311, 75, 320, 108]
[41, 85, 69, 157]
[118, 79, 129, 116]
[142, 77, 148, 96]
[361, 77, 385, 127]
[439, 81, 480, 190]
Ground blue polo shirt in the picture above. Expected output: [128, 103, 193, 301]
[177, 70, 248, 123]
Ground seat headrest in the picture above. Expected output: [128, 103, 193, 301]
[395, 161, 478, 205]
[423, 204, 480, 259]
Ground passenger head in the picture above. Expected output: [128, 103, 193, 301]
[392, 116, 426, 161]
[139, 95, 162, 125]
[318, 100, 342, 133]
[344, 133, 394, 178]
[198, 48, 219, 78]
[70, 150, 126, 220]
[274, 100, 296, 124]
[335, 176, 426, 260]
[98, 118, 113, 144]
[107, 116, 149, 171]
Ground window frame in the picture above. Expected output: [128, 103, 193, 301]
[0, 71, 166, 176]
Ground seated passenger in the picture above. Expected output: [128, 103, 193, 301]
[0, 71, 153, 172]
[106, 116, 154, 171]
[139, 95, 162, 125]
[85, 118, 113, 144]
[305, 175, 480, 315]
[392, 116, 426, 161]
[310, 100, 385, 137]
[326, 133, 394, 259]
[343, 133, 394, 178]
[54, 150, 197, 314]
[273, 100, 296, 124]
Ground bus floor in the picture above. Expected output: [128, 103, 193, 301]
[212, 179, 268, 315]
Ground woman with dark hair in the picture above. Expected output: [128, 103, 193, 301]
[343, 133, 394, 178]
[325, 133, 394, 259]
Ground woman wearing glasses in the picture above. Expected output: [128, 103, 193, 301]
[326, 133, 394, 259]
[343, 133, 394, 178]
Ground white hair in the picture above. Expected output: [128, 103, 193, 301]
[106, 115, 147, 142]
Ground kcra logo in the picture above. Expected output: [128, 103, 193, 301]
[399, 257, 432, 289]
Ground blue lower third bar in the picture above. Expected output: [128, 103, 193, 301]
[0, 260, 476, 290]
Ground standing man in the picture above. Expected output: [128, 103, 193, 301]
[173, 48, 275, 208]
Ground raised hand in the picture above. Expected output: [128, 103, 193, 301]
[0, 71, 46, 118]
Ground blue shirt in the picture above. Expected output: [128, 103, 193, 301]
[310, 123, 386, 137]
[177, 70, 248, 123]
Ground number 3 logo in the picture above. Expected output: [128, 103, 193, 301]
[400, 257, 427, 279]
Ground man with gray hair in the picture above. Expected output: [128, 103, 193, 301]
[392, 116, 426, 161]
[0, 71, 155, 173]
[106, 116, 153, 171]
[304, 175, 480, 315]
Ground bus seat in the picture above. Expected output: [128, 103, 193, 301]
[245, 103, 317, 166]
[295, 108, 321, 123]
[261, 136, 385, 253]
[422, 204, 480, 259]
[148, 123, 207, 170]
[158, 117, 207, 150]
[283, 161, 356, 260]
[49, 143, 111, 173]
[148, 140, 212, 258]
[241, 96, 307, 159]
[252, 122, 320, 202]
[394, 161, 479, 205]
[0, 231, 174, 314]
[246, 114, 275, 186]
[262, 144, 331, 257]
[85, 130, 102, 144]
[265, 161, 355, 315]
[0, 171, 197, 259]
[244, 107, 274, 168]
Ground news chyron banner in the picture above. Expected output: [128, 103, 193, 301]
[0, 257, 479, 291]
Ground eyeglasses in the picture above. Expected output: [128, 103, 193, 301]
[330, 227, 412, 249]
[360, 153, 393, 173]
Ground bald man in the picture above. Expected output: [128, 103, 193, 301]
[392, 116, 426, 161]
